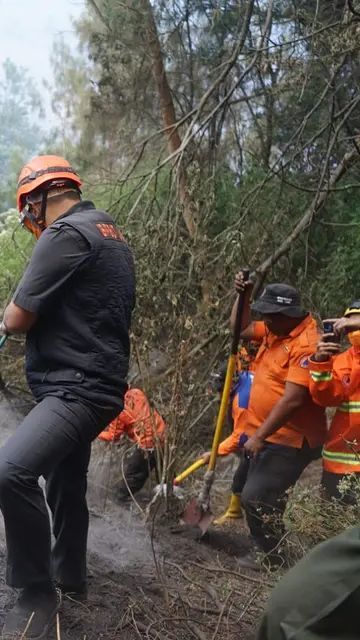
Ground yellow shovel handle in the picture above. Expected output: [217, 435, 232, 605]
[173, 458, 206, 485]
[207, 269, 249, 472]
[208, 353, 235, 472]
[174, 348, 236, 484]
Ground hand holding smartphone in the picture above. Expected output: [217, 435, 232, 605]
[322, 320, 340, 343]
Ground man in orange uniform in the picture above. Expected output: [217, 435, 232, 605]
[230, 272, 326, 567]
[309, 301, 360, 502]
[98, 388, 165, 500]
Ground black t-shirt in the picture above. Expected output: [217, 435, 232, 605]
[14, 222, 92, 314]
[14, 201, 135, 411]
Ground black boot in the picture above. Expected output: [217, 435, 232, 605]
[2, 585, 60, 639]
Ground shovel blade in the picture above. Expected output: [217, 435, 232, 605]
[181, 498, 214, 536]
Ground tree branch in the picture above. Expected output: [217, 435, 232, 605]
[253, 144, 360, 292]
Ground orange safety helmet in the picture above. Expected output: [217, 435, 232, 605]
[17, 155, 82, 238]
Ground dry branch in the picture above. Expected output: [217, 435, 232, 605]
[253, 144, 360, 294]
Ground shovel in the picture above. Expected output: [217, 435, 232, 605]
[180, 270, 250, 535]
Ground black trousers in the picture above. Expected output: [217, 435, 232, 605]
[0, 395, 117, 588]
[115, 447, 157, 499]
[233, 441, 321, 553]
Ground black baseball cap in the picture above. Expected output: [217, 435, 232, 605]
[251, 283, 306, 318]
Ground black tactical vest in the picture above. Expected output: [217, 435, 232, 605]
[26, 201, 135, 410]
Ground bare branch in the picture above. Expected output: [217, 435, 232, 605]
[254, 144, 360, 291]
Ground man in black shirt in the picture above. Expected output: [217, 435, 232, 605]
[0, 155, 135, 638]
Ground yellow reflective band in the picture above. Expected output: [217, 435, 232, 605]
[310, 371, 332, 382]
[338, 402, 360, 413]
[323, 449, 360, 465]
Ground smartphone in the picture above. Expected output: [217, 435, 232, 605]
[323, 320, 340, 343]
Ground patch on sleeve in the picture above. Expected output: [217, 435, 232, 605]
[96, 223, 125, 242]
[300, 356, 310, 368]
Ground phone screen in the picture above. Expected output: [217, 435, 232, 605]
[323, 321, 334, 334]
[322, 321, 340, 343]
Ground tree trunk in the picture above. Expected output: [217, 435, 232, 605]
[140, 0, 197, 240]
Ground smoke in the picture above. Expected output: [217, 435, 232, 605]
[88, 504, 155, 573]
[87, 440, 156, 572]
[0, 395, 156, 574]
[0, 396, 27, 447]
[0, 396, 28, 555]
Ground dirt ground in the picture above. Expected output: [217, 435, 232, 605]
[0, 396, 322, 639]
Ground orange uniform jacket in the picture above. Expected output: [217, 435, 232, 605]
[309, 347, 360, 474]
[98, 388, 165, 450]
[217, 385, 250, 455]
[235, 317, 327, 448]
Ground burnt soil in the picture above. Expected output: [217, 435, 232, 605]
[0, 397, 321, 639]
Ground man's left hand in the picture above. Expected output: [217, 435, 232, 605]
[244, 434, 264, 458]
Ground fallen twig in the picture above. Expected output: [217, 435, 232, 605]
[211, 591, 232, 640]
[188, 560, 273, 587]
[165, 560, 222, 610]
[19, 612, 35, 640]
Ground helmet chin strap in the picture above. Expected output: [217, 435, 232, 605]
[21, 191, 48, 237]
[22, 186, 80, 237]
[39, 190, 48, 228]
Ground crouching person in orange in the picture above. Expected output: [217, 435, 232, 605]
[309, 301, 360, 503]
[98, 388, 165, 501]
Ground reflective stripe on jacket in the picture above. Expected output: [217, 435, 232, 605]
[309, 347, 360, 474]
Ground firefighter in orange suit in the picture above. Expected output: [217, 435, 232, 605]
[309, 300, 360, 502]
[98, 388, 165, 500]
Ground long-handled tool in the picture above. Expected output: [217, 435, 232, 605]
[0, 335, 8, 349]
[174, 434, 250, 486]
[180, 270, 250, 535]
[173, 458, 206, 486]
